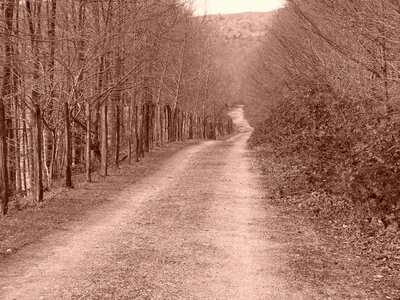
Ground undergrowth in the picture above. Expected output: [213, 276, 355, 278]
[251, 145, 400, 292]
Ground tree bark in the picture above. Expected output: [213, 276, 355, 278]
[21, 107, 28, 193]
[0, 0, 15, 214]
[45, 0, 57, 187]
[143, 104, 149, 153]
[32, 105, 44, 201]
[0, 97, 8, 215]
[86, 102, 92, 182]
[135, 105, 140, 162]
[128, 100, 132, 164]
[64, 102, 73, 188]
[14, 100, 21, 195]
[101, 104, 108, 176]
[115, 105, 120, 167]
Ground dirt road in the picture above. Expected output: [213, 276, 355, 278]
[0, 106, 306, 299]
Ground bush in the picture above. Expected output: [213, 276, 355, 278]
[250, 91, 400, 229]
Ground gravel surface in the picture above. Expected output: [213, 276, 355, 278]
[1, 107, 313, 299]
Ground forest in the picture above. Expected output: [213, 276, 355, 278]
[0, 0, 234, 215]
[249, 0, 400, 231]
[1, 1, 400, 297]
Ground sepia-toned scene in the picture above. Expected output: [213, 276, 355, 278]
[0, 0, 399, 299]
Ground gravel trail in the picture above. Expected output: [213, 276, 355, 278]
[0, 106, 305, 299]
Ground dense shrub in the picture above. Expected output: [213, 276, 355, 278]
[248, 1, 400, 228]
[247, 0, 400, 228]
[251, 88, 400, 225]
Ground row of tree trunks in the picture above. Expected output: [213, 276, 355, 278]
[0, 0, 236, 216]
[133, 102, 235, 160]
[1, 96, 234, 214]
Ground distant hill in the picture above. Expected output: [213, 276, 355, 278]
[207, 11, 276, 42]
[205, 11, 278, 106]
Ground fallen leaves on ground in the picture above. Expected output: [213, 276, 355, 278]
[251, 146, 400, 299]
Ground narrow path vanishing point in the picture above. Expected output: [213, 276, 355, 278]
[0, 106, 306, 299]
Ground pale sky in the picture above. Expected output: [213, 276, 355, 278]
[194, 0, 285, 15]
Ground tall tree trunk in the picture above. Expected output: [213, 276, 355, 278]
[159, 104, 164, 144]
[128, 100, 132, 164]
[113, 50, 122, 166]
[13, 1, 21, 196]
[7, 101, 15, 193]
[21, 107, 28, 193]
[0, 0, 15, 214]
[94, 57, 104, 160]
[44, 0, 57, 187]
[135, 105, 140, 161]
[32, 105, 44, 201]
[149, 103, 154, 149]
[86, 102, 92, 182]
[143, 104, 149, 153]
[28, 114, 34, 194]
[0, 98, 9, 215]
[101, 104, 108, 176]
[14, 100, 21, 194]
[49, 129, 57, 183]
[64, 102, 73, 188]
[115, 105, 120, 167]
[48, 0, 56, 81]
[26, 0, 44, 199]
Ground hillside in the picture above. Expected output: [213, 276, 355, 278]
[207, 11, 277, 118]
[208, 11, 276, 41]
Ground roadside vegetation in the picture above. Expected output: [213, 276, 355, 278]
[247, 0, 400, 295]
[0, 0, 234, 216]
[250, 0, 400, 235]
